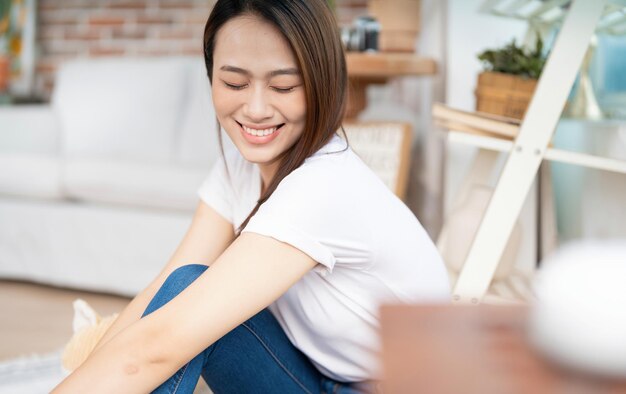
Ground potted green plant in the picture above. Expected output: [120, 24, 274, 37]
[0, 0, 11, 93]
[475, 36, 547, 119]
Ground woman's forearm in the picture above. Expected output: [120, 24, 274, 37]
[92, 282, 161, 354]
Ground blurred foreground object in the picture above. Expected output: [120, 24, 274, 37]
[379, 304, 626, 394]
[530, 240, 626, 379]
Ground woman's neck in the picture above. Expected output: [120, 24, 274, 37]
[257, 161, 280, 195]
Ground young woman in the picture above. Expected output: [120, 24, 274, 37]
[53, 0, 450, 392]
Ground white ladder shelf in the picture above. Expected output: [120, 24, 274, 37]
[452, 0, 626, 303]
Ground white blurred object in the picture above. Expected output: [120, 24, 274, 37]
[529, 240, 626, 378]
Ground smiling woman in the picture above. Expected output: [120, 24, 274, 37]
[51, 1, 450, 393]
[210, 14, 308, 186]
[203, 0, 347, 221]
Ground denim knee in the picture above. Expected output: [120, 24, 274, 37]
[142, 264, 208, 317]
[168, 263, 209, 283]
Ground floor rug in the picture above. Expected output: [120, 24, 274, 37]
[0, 350, 212, 393]
[0, 349, 67, 394]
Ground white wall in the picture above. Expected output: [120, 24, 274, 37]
[446, 0, 527, 110]
[444, 0, 538, 273]
[358, 0, 447, 238]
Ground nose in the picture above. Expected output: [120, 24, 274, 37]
[243, 86, 273, 122]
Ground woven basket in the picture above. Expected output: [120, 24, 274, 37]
[475, 71, 537, 120]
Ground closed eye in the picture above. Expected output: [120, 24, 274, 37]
[271, 86, 297, 93]
[222, 81, 247, 90]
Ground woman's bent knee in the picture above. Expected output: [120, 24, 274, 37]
[169, 264, 209, 280]
[142, 264, 208, 317]
[162, 264, 209, 292]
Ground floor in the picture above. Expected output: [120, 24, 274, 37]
[0, 279, 130, 361]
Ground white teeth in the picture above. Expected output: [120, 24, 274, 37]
[242, 125, 278, 137]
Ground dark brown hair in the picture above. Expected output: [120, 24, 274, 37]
[203, 0, 348, 236]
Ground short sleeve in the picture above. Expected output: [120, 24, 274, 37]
[197, 157, 234, 224]
[243, 212, 336, 276]
[240, 167, 338, 276]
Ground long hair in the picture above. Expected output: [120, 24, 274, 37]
[203, 0, 348, 236]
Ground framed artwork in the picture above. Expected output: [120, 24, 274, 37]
[2, 0, 36, 97]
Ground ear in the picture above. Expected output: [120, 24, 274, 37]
[71, 298, 100, 333]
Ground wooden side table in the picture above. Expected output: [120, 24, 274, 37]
[345, 52, 437, 119]
[379, 304, 626, 394]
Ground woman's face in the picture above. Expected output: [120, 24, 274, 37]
[212, 14, 306, 168]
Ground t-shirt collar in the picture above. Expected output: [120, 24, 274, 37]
[310, 133, 348, 158]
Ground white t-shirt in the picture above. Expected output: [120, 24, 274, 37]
[197, 134, 450, 382]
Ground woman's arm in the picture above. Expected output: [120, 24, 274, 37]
[52, 231, 317, 393]
[90, 201, 235, 355]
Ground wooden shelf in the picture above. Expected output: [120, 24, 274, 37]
[344, 52, 437, 118]
[447, 130, 626, 174]
[346, 52, 437, 78]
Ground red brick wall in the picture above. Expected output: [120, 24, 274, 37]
[35, 0, 368, 100]
[35, 0, 215, 98]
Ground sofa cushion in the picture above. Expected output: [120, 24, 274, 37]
[0, 198, 191, 296]
[63, 158, 211, 211]
[52, 57, 188, 163]
[0, 153, 63, 200]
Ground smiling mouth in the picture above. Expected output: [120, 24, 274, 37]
[237, 121, 285, 137]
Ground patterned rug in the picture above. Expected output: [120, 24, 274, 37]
[0, 349, 68, 394]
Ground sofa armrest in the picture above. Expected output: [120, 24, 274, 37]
[0, 105, 60, 154]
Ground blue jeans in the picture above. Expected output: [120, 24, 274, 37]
[141, 264, 382, 394]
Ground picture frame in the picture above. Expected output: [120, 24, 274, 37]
[5, 0, 37, 97]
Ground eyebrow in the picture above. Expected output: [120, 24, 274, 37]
[219, 65, 300, 78]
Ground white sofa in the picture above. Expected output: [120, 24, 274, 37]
[0, 57, 228, 296]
